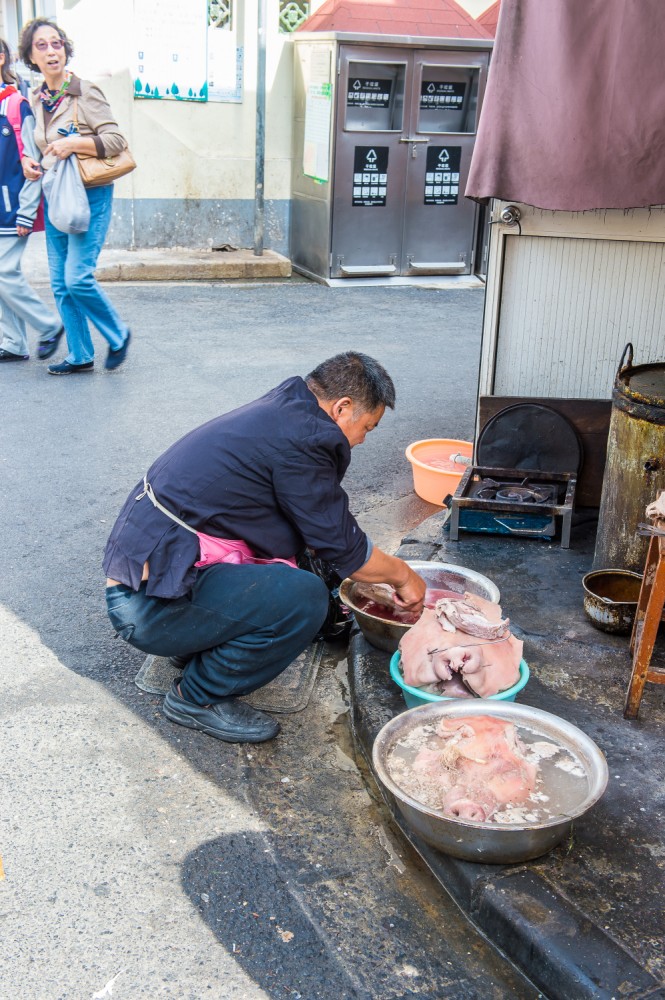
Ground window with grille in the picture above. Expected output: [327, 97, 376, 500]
[209, 0, 232, 30]
[279, 0, 310, 33]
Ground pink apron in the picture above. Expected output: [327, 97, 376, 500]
[136, 477, 297, 570]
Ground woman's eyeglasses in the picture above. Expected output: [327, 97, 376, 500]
[34, 39, 64, 52]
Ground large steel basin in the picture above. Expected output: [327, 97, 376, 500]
[372, 700, 608, 864]
[340, 560, 500, 653]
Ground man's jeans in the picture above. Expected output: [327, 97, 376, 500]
[106, 563, 330, 705]
[45, 184, 129, 365]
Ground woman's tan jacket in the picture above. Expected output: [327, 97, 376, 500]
[31, 74, 127, 171]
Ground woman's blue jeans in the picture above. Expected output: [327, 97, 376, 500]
[106, 563, 330, 705]
[45, 183, 129, 365]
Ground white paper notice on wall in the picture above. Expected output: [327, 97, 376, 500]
[134, 0, 209, 102]
[304, 83, 332, 183]
[207, 26, 243, 103]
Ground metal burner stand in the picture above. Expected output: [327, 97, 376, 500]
[449, 466, 578, 547]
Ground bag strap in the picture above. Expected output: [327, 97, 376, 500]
[135, 476, 198, 535]
[4, 91, 25, 158]
[72, 96, 80, 133]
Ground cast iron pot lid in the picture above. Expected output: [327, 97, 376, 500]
[477, 403, 582, 473]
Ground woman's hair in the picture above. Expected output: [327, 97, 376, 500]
[306, 352, 396, 412]
[0, 38, 18, 86]
[18, 18, 74, 73]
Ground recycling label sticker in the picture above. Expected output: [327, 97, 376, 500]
[353, 147, 388, 207]
[424, 146, 461, 205]
[347, 78, 392, 109]
[420, 81, 466, 110]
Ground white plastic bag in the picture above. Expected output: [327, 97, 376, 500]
[42, 155, 90, 235]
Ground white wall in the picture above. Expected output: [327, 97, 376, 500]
[479, 202, 665, 399]
[57, 0, 303, 210]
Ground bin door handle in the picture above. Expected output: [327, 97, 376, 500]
[399, 136, 429, 143]
[339, 264, 397, 277]
[408, 260, 466, 274]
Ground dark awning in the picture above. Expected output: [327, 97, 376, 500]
[466, 0, 665, 211]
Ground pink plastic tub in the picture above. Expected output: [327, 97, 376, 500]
[406, 438, 473, 505]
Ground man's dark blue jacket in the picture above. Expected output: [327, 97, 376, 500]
[103, 377, 370, 598]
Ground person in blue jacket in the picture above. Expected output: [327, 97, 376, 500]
[104, 352, 426, 745]
[0, 37, 63, 362]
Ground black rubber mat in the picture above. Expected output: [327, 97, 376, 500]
[134, 641, 324, 714]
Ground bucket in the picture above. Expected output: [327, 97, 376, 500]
[390, 651, 530, 708]
[406, 438, 473, 505]
[582, 569, 642, 634]
[594, 343, 665, 572]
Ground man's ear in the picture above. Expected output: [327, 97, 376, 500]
[331, 396, 353, 420]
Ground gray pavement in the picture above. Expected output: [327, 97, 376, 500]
[351, 515, 665, 1000]
[0, 273, 546, 997]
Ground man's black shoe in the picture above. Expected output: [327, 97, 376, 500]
[162, 680, 280, 744]
[168, 654, 191, 670]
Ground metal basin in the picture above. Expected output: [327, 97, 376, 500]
[340, 560, 500, 653]
[372, 700, 608, 864]
[582, 569, 642, 634]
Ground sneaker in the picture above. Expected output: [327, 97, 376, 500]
[37, 326, 65, 360]
[0, 348, 29, 362]
[162, 680, 280, 744]
[48, 360, 94, 375]
[105, 330, 131, 370]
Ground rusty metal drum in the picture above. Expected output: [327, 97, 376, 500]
[593, 344, 665, 572]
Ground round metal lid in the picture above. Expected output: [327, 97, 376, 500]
[477, 403, 582, 473]
[620, 365, 665, 406]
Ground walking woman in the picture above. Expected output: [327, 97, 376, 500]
[19, 18, 131, 374]
[0, 37, 63, 363]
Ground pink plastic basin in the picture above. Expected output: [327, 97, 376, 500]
[406, 438, 473, 505]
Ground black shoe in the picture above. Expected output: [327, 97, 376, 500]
[37, 326, 65, 360]
[48, 360, 94, 375]
[163, 680, 280, 744]
[0, 348, 29, 362]
[168, 654, 191, 670]
[105, 330, 131, 370]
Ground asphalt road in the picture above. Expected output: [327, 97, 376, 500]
[0, 281, 541, 998]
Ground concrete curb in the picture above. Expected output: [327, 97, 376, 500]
[348, 630, 661, 1000]
[22, 234, 292, 284]
[95, 248, 292, 282]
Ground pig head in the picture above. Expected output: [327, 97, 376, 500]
[399, 594, 522, 697]
[414, 716, 537, 822]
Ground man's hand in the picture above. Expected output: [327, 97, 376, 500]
[16, 225, 31, 238]
[392, 567, 427, 614]
[350, 548, 426, 616]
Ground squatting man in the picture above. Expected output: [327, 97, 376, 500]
[104, 352, 425, 743]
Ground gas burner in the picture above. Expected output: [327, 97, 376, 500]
[476, 479, 500, 501]
[495, 486, 551, 504]
[474, 478, 556, 504]
[448, 466, 577, 548]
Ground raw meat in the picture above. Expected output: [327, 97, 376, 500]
[399, 592, 522, 697]
[350, 583, 465, 626]
[646, 490, 665, 523]
[351, 582, 417, 622]
[435, 596, 510, 638]
[412, 715, 538, 822]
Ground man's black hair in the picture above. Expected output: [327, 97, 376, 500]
[306, 352, 396, 412]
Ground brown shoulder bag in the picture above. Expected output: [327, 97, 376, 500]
[73, 97, 136, 188]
